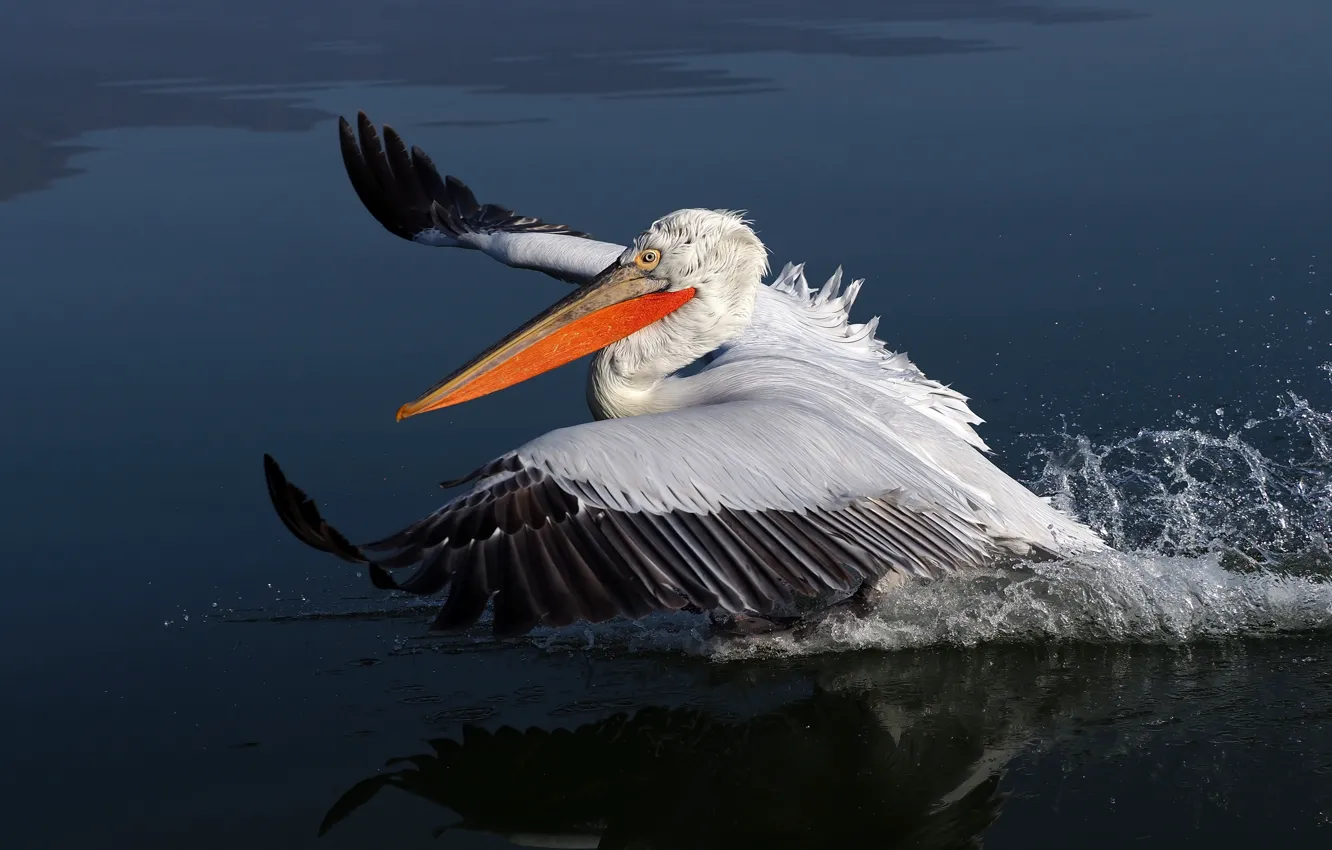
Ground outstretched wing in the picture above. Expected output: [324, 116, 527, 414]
[338, 111, 626, 284]
[263, 399, 1030, 638]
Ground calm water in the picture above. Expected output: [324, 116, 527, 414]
[3, 0, 1331, 846]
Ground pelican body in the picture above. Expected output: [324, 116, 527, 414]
[264, 113, 1106, 638]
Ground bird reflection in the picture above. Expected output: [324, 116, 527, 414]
[319, 640, 1332, 848]
[320, 668, 1013, 848]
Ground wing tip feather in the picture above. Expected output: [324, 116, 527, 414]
[262, 453, 367, 565]
[337, 110, 595, 244]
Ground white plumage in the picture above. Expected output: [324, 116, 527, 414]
[262, 113, 1107, 638]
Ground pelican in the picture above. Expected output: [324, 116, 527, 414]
[263, 112, 1107, 638]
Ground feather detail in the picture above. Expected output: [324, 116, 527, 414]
[744, 264, 991, 453]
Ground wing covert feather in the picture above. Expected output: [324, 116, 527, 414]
[263, 396, 1029, 636]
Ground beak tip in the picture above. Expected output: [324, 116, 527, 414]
[395, 405, 411, 422]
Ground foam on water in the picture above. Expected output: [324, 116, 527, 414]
[700, 551, 1331, 661]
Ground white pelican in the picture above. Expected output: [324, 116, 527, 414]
[263, 112, 1107, 637]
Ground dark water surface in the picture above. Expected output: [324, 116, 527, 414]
[3, 0, 1331, 846]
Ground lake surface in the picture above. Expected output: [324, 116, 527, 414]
[2, 0, 1330, 846]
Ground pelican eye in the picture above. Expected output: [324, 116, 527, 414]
[635, 249, 661, 271]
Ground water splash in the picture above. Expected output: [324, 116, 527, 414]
[235, 369, 1332, 658]
[705, 369, 1332, 659]
[703, 551, 1331, 661]
[1029, 385, 1331, 563]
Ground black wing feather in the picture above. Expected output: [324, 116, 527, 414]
[262, 453, 998, 638]
[337, 111, 593, 247]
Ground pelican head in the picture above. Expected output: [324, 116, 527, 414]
[395, 209, 769, 421]
[623, 208, 768, 314]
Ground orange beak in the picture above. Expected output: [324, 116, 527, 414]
[396, 263, 696, 421]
